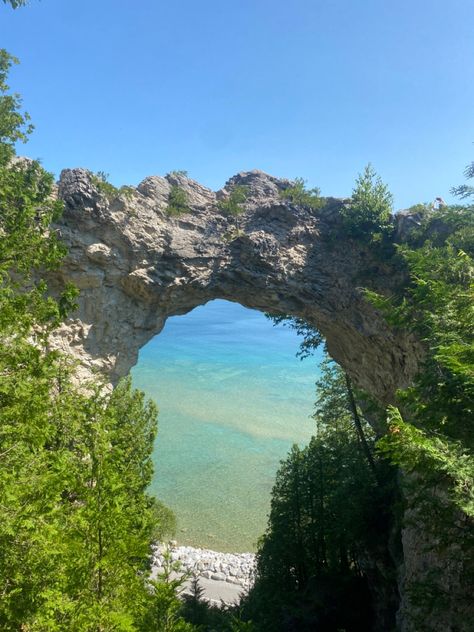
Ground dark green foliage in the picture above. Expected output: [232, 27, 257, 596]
[279, 177, 323, 210]
[218, 185, 248, 217]
[167, 184, 190, 216]
[342, 164, 394, 242]
[366, 205, 474, 446]
[366, 201, 474, 512]
[242, 360, 397, 632]
[247, 435, 374, 628]
[180, 581, 257, 631]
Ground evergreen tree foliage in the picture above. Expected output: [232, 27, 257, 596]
[243, 360, 396, 632]
[341, 164, 393, 241]
[366, 198, 474, 453]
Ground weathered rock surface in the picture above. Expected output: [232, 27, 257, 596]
[50, 168, 422, 406]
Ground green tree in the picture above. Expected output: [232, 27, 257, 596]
[219, 184, 248, 236]
[247, 433, 377, 631]
[244, 360, 397, 631]
[0, 50, 78, 628]
[342, 163, 393, 241]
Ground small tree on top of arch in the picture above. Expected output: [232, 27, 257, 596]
[342, 164, 394, 241]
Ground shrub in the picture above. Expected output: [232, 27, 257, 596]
[279, 177, 322, 209]
[91, 171, 134, 200]
[167, 184, 189, 215]
[168, 169, 189, 178]
[218, 184, 248, 217]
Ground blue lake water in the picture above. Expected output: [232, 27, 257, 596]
[131, 299, 322, 552]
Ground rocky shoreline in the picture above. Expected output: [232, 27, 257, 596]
[151, 543, 256, 593]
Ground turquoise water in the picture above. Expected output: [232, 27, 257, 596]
[131, 300, 321, 552]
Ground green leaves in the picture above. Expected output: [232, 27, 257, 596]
[378, 236, 474, 444]
[379, 406, 474, 518]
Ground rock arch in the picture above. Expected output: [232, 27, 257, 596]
[51, 168, 421, 406]
[49, 168, 474, 632]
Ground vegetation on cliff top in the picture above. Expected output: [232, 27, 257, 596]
[279, 177, 323, 210]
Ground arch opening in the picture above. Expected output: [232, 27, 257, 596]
[131, 299, 323, 552]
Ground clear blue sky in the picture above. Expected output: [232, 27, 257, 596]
[1, 0, 473, 208]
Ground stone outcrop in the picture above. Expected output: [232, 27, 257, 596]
[50, 168, 422, 406]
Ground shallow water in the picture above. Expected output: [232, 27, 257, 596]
[131, 299, 321, 552]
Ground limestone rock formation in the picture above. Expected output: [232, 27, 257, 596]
[50, 168, 421, 405]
